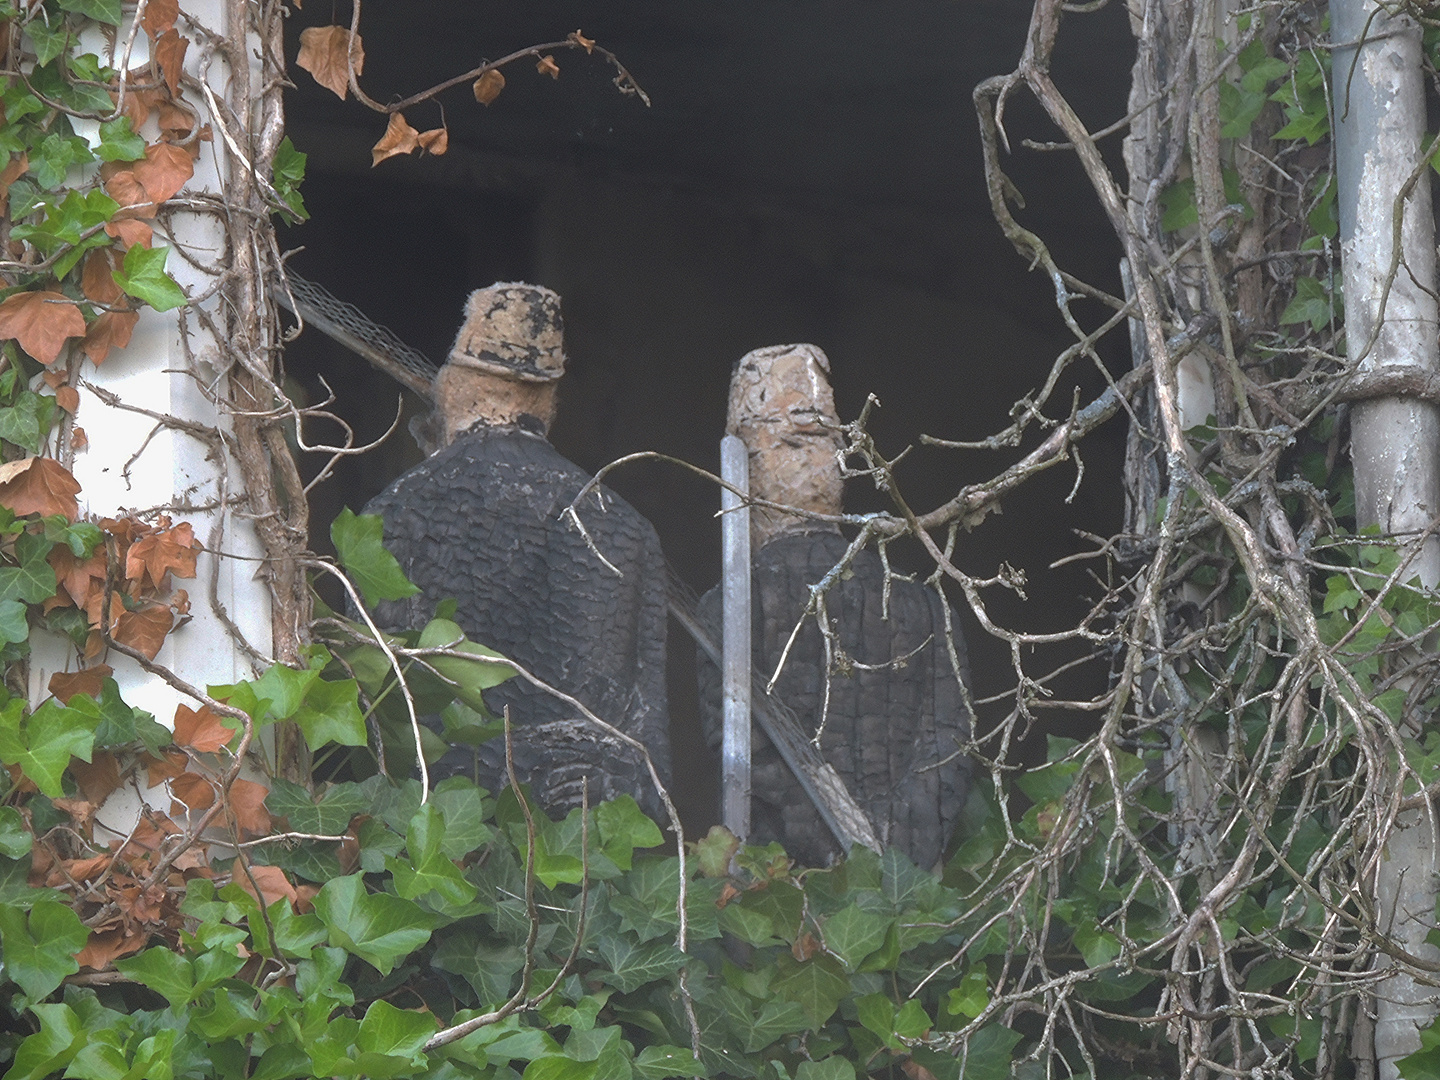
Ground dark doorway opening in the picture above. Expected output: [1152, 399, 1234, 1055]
[279, 2, 1137, 832]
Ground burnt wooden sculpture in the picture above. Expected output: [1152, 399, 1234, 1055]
[697, 344, 972, 868]
[363, 284, 671, 817]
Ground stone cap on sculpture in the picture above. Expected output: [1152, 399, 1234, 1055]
[447, 283, 566, 382]
[727, 343, 844, 447]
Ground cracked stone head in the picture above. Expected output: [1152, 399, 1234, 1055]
[727, 343, 845, 545]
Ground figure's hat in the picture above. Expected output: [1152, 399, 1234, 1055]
[727, 343, 843, 446]
[447, 283, 566, 382]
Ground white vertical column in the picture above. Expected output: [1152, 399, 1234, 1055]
[720, 434, 751, 842]
[29, 0, 272, 829]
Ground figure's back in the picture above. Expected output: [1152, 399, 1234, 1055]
[364, 422, 671, 815]
[699, 529, 972, 868]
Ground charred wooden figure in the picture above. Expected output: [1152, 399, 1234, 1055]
[698, 344, 972, 868]
[364, 284, 671, 817]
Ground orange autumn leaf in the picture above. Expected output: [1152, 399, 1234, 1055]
[417, 127, 448, 155]
[83, 310, 140, 364]
[0, 291, 87, 365]
[229, 777, 271, 834]
[171, 588, 190, 615]
[156, 100, 197, 141]
[132, 142, 194, 204]
[70, 426, 87, 451]
[81, 249, 124, 305]
[126, 520, 198, 588]
[169, 771, 216, 812]
[41, 370, 65, 389]
[70, 751, 122, 804]
[104, 167, 155, 218]
[371, 112, 419, 166]
[57, 853, 113, 885]
[76, 928, 148, 969]
[49, 546, 106, 609]
[55, 385, 79, 414]
[236, 864, 297, 908]
[104, 218, 153, 248]
[297, 25, 363, 100]
[154, 28, 188, 97]
[144, 749, 188, 787]
[536, 55, 560, 79]
[473, 69, 504, 105]
[0, 152, 28, 216]
[0, 457, 82, 520]
[140, 0, 178, 38]
[173, 703, 233, 753]
[113, 602, 173, 660]
[49, 665, 113, 704]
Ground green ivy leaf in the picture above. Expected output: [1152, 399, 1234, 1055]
[114, 946, 196, 1006]
[0, 390, 58, 455]
[634, 1045, 709, 1079]
[253, 663, 320, 721]
[0, 804, 32, 858]
[820, 902, 889, 971]
[945, 966, 989, 1019]
[741, 999, 809, 1054]
[0, 696, 96, 796]
[24, 19, 72, 67]
[330, 508, 418, 607]
[0, 531, 60, 605]
[958, 1025, 1025, 1080]
[294, 677, 367, 748]
[357, 998, 436, 1060]
[6, 1002, 85, 1080]
[594, 794, 663, 871]
[113, 244, 188, 312]
[57, 0, 121, 23]
[271, 136, 309, 222]
[522, 1058, 599, 1080]
[0, 898, 87, 1001]
[770, 952, 849, 1030]
[795, 1060, 855, 1080]
[595, 934, 688, 994]
[96, 116, 146, 162]
[1280, 275, 1336, 333]
[312, 873, 436, 975]
[0, 598, 28, 644]
[388, 803, 477, 908]
[28, 131, 94, 190]
[417, 616, 514, 706]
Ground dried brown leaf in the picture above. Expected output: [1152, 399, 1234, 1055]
[144, 749, 188, 788]
[141, 0, 178, 38]
[49, 547, 107, 609]
[70, 426, 87, 452]
[370, 111, 419, 166]
[104, 168, 155, 219]
[55, 385, 79, 414]
[0, 457, 82, 520]
[49, 665, 112, 704]
[173, 703, 232, 753]
[417, 127, 448, 155]
[104, 218, 154, 248]
[536, 55, 560, 79]
[229, 778, 271, 835]
[154, 29, 188, 99]
[81, 250, 124, 306]
[126, 521, 197, 588]
[83, 310, 140, 364]
[70, 751, 121, 804]
[568, 30, 595, 53]
[113, 602, 173, 660]
[0, 291, 87, 365]
[297, 25, 362, 100]
[132, 141, 193, 204]
[473, 69, 504, 105]
[76, 928, 148, 969]
[236, 864, 297, 908]
[169, 771, 216, 812]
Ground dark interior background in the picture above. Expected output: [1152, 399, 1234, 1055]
[278, 1, 1137, 831]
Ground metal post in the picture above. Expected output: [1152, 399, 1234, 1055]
[720, 434, 751, 841]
